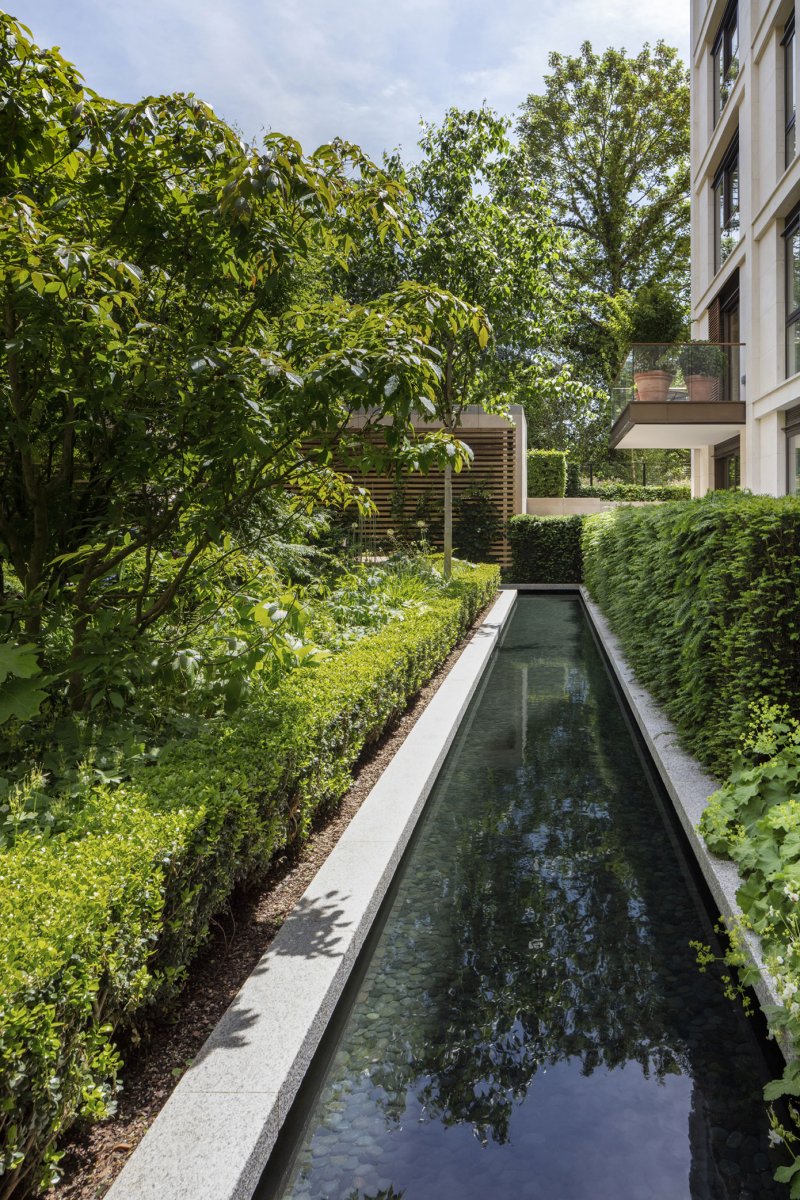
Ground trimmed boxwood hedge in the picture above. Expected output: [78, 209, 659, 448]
[508, 514, 583, 583]
[582, 493, 800, 776]
[578, 482, 691, 502]
[527, 450, 566, 497]
[0, 562, 499, 1198]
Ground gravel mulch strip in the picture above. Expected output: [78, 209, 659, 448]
[47, 599, 496, 1200]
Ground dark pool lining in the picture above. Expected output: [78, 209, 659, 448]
[255, 591, 785, 1200]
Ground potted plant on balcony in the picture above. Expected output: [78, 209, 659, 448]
[677, 341, 727, 403]
[628, 282, 687, 403]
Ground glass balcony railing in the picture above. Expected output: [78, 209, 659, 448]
[611, 342, 744, 426]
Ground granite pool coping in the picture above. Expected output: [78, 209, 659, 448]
[106, 588, 517, 1200]
[579, 585, 784, 1029]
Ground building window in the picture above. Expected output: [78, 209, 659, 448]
[713, 139, 740, 272]
[714, 435, 741, 490]
[784, 14, 796, 168]
[713, 2, 739, 122]
[785, 207, 800, 376]
[721, 285, 741, 403]
[786, 405, 800, 493]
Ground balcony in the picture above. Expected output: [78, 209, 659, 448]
[609, 342, 746, 450]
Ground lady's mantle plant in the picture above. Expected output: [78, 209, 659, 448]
[700, 701, 800, 1195]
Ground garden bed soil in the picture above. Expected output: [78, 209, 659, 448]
[46, 597, 497, 1200]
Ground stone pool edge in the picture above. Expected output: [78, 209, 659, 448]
[105, 588, 517, 1200]
[579, 585, 785, 1032]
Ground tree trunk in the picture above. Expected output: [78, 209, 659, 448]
[443, 461, 453, 581]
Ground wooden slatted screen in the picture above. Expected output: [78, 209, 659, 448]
[347, 426, 517, 566]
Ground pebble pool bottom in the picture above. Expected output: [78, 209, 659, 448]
[258, 595, 787, 1200]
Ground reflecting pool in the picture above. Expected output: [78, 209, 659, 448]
[258, 595, 786, 1200]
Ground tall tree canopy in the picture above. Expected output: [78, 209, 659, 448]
[0, 16, 488, 698]
[518, 40, 689, 303]
[343, 106, 575, 569]
[517, 40, 690, 479]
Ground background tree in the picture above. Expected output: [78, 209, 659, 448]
[518, 41, 691, 482]
[344, 107, 573, 575]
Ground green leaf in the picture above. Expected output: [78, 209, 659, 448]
[764, 1076, 800, 1101]
[775, 1161, 800, 1184]
[0, 676, 48, 725]
[0, 642, 41, 685]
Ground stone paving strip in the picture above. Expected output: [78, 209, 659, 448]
[106, 588, 518, 1200]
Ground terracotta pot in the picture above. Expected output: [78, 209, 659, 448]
[633, 370, 673, 403]
[685, 374, 721, 403]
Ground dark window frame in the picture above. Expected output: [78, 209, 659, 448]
[713, 136, 740, 273]
[783, 14, 796, 168]
[713, 434, 741, 490]
[783, 204, 800, 377]
[712, 1, 739, 123]
[720, 278, 741, 402]
[785, 403, 800, 494]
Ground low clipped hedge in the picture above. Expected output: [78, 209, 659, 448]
[0, 562, 499, 1198]
[582, 493, 800, 776]
[527, 450, 566, 498]
[578, 482, 691, 502]
[508, 514, 583, 583]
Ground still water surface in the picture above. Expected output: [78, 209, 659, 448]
[259, 595, 786, 1200]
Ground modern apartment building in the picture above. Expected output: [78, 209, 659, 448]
[611, 0, 800, 498]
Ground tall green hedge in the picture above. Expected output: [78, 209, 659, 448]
[527, 450, 566, 497]
[582, 494, 800, 775]
[0, 563, 499, 1198]
[508, 514, 583, 583]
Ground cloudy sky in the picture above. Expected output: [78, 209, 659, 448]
[22, 1, 690, 160]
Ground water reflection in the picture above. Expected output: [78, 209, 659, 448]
[260, 596, 785, 1200]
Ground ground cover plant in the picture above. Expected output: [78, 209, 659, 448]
[582, 493, 800, 777]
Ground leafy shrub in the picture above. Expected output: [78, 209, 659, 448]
[527, 450, 566, 497]
[628, 281, 687, 369]
[317, 555, 448, 648]
[0, 643, 48, 727]
[508, 515, 583, 583]
[582, 493, 800, 775]
[677, 341, 727, 377]
[698, 701, 800, 1183]
[0, 562, 498, 1196]
[565, 462, 581, 497]
[577, 482, 691, 502]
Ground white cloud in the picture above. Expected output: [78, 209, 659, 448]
[24, 0, 690, 160]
